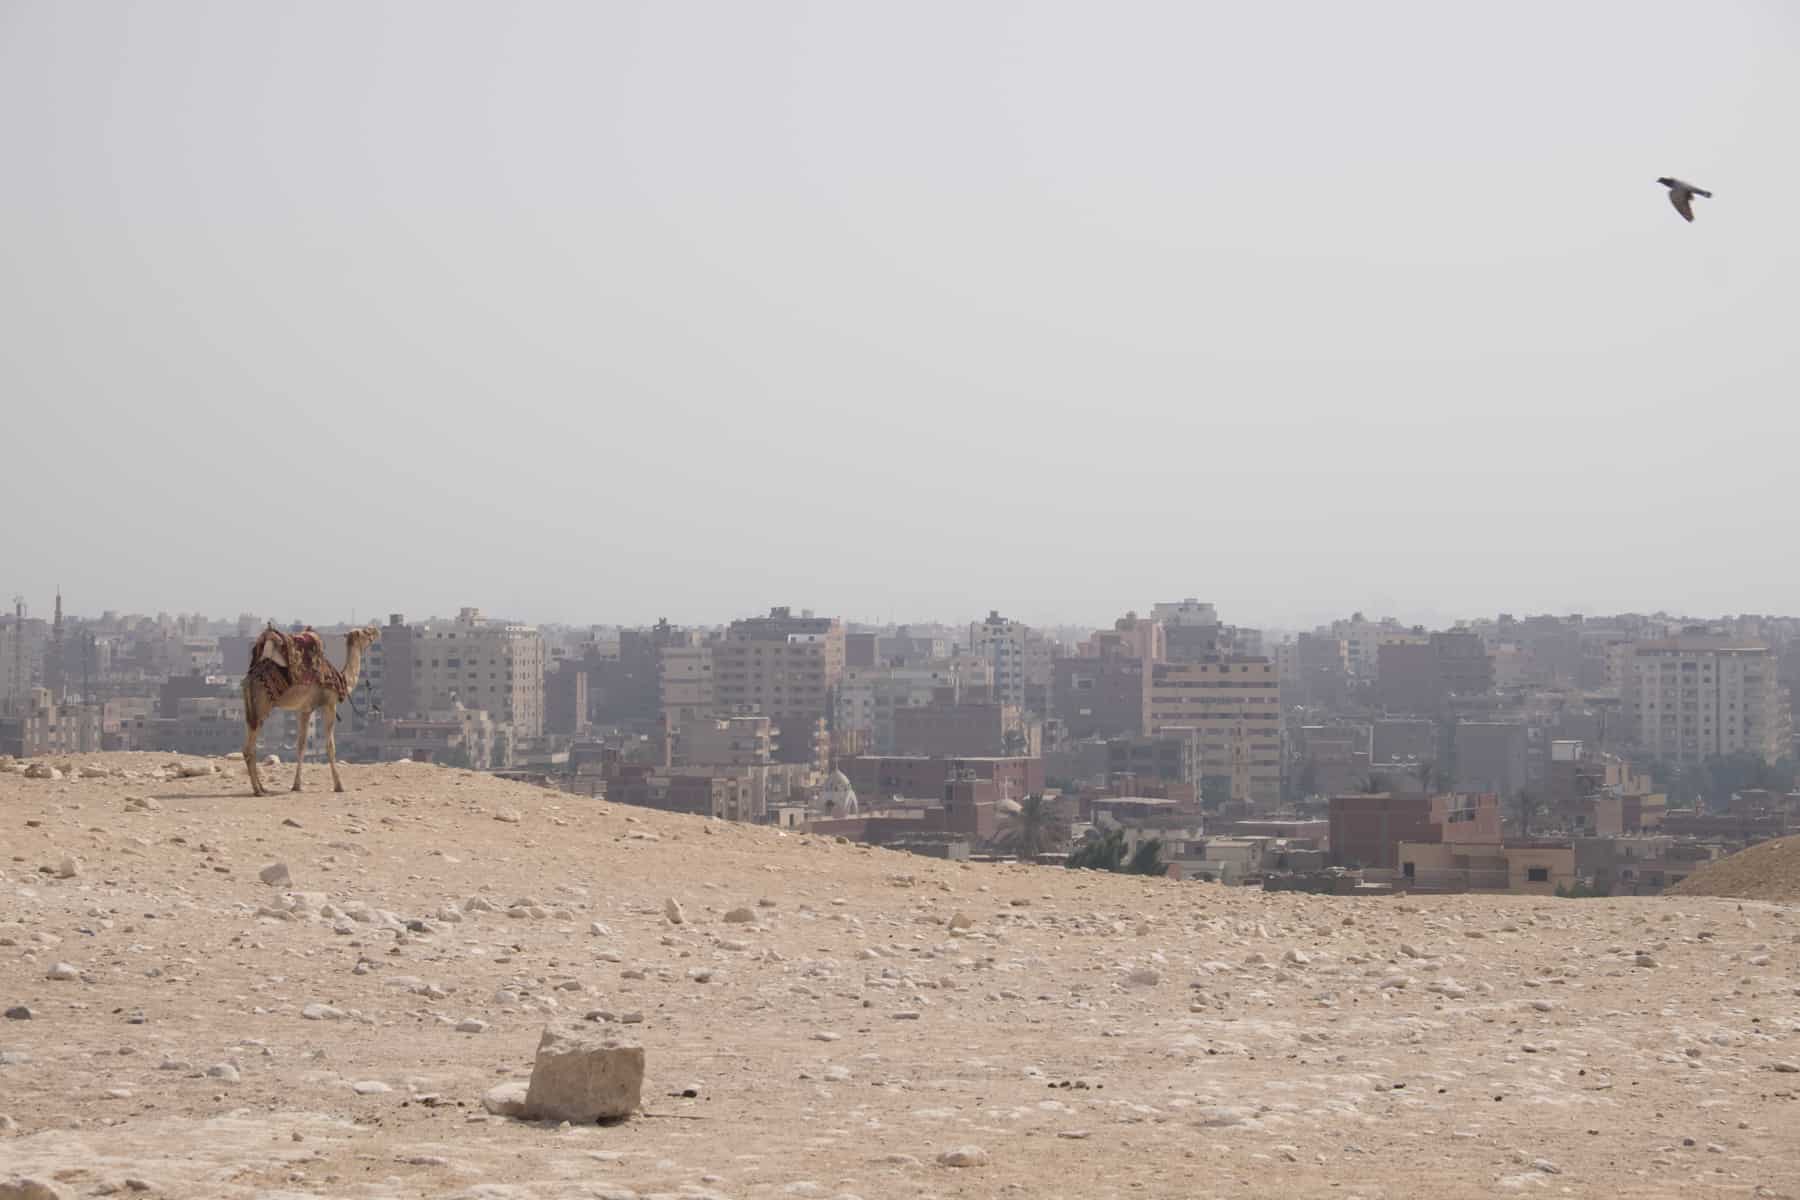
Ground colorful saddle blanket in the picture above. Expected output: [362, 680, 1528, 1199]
[247, 626, 350, 704]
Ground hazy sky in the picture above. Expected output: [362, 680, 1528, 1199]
[4, 2, 1797, 632]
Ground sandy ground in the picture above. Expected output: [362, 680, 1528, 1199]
[2, 754, 1798, 1200]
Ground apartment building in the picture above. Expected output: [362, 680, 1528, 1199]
[1625, 637, 1788, 765]
[675, 715, 775, 767]
[1153, 599, 1263, 663]
[713, 607, 843, 763]
[370, 608, 546, 738]
[1453, 720, 1528, 797]
[836, 654, 992, 755]
[658, 640, 714, 734]
[1147, 657, 1281, 808]
[969, 611, 1051, 711]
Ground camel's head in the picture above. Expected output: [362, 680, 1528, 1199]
[346, 625, 382, 652]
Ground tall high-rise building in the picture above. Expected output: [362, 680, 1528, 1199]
[1153, 598, 1262, 663]
[970, 611, 1051, 711]
[1148, 657, 1282, 809]
[658, 639, 715, 734]
[713, 607, 844, 763]
[1625, 637, 1788, 765]
[1, 604, 49, 715]
[369, 608, 545, 738]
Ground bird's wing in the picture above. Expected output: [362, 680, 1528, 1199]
[1669, 189, 1694, 222]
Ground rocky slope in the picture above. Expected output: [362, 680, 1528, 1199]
[1, 753, 1797, 1199]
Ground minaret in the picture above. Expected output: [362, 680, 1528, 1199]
[47, 586, 64, 701]
[7, 596, 22, 716]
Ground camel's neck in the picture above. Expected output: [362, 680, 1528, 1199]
[341, 639, 367, 691]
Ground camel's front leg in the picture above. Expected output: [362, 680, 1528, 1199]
[324, 704, 345, 793]
[292, 709, 311, 792]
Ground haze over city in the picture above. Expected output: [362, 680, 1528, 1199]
[10, 7, 1800, 1195]
[6, 1, 1800, 628]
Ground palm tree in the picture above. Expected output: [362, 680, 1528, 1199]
[1411, 760, 1436, 794]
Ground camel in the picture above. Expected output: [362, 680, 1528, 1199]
[240, 625, 380, 796]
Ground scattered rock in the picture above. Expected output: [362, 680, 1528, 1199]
[351, 1080, 391, 1095]
[0, 1177, 65, 1200]
[45, 962, 79, 982]
[456, 1018, 488, 1034]
[2, 1007, 30, 1021]
[54, 856, 80, 879]
[258, 862, 291, 887]
[664, 897, 686, 925]
[521, 1025, 645, 1123]
[937, 1145, 990, 1168]
[482, 1081, 529, 1117]
[722, 907, 755, 924]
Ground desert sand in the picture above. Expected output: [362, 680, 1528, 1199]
[2, 754, 1797, 1200]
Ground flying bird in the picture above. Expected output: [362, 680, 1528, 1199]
[1656, 177, 1712, 223]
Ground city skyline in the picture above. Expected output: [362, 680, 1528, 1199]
[8, 587, 1800, 641]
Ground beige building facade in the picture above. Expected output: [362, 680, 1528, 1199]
[1625, 638, 1787, 765]
[1148, 657, 1281, 808]
[377, 608, 546, 739]
[658, 640, 714, 733]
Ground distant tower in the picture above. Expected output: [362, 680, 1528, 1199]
[1229, 723, 1253, 812]
[8, 595, 23, 716]
[46, 586, 65, 701]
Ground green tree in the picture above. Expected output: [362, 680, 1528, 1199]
[1066, 828, 1126, 871]
[1125, 837, 1165, 876]
[1514, 787, 1541, 837]
[1066, 829, 1165, 876]
[1200, 775, 1231, 811]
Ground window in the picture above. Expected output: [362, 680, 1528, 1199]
[1526, 867, 1549, 883]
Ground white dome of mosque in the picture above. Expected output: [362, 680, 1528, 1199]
[820, 768, 859, 815]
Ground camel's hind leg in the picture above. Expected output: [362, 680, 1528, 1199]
[323, 704, 345, 793]
[291, 709, 311, 792]
[242, 683, 266, 796]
